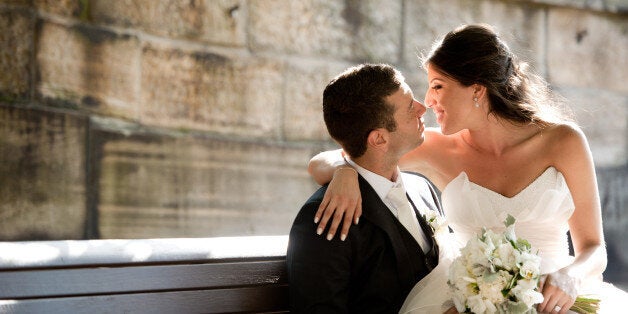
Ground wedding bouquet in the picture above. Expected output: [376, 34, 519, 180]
[448, 215, 544, 313]
[448, 215, 600, 314]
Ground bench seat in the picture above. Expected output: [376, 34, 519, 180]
[0, 236, 290, 313]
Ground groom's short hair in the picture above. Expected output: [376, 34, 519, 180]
[323, 63, 402, 158]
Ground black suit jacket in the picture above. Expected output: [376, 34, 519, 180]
[287, 172, 443, 313]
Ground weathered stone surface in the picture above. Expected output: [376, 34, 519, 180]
[547, 8, 628, 94]
[37, 21, 141, 119]
[404, 0, 546, 75]
[0, 104, 87, 240]
[283, 60, 351, 141]
[597, 164, 628, 288]
[140, 43, 283, 138]
[249, 0, 402, 62]
[1, 1, 34, 6]
[90, 0, 246, 46]
[34, 0, 82, 17]
[91, 118, 318, 238]
[0, 6, 34, 99]
[558, 87, 627, 167]
[522, 0, 628, 13]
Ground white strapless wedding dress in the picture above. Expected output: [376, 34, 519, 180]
[400, 167, 626, 313]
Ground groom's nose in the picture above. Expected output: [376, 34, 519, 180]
[415, 100, 427, 117]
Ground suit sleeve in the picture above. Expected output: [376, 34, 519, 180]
[287, 199, 353, 313]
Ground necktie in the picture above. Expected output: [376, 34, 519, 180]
[386, 184, 431, 253]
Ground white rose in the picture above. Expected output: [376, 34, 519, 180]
[484, 229, 504, 248]
[517, 251, 541, 280]
[462, 237, 493, 269]
[452, 291, 468, 312]
[478, 270, 511, 304]
[519, 259, 541, 280]
[511, 279, 544, 308]
[493, 243, 518, 270]
[466, 294, 488, 314]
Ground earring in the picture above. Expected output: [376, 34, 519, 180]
[474, 97, 479, 108]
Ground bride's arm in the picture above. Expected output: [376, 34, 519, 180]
[539, 124, 607, 313]
[308, 149, 362, 241]
[308, 149, 346, 185]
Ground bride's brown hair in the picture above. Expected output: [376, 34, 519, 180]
[423, 24, 572, 126]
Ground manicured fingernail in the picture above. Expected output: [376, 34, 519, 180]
[355, 217, 360, 225]
[326, 234, 333, 241]
[340, 234, 346, 241]
[314, 216, 319, 223]
[317, 228, 323, 235]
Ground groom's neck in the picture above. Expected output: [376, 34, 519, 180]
[353, 154, 398, 182]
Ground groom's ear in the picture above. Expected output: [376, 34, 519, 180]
[367, 128, 389, 152]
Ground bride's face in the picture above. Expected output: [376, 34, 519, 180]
[424, 64, 477, 135]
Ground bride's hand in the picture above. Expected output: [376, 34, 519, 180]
[537, 270, 580, 314]
[314, 167, 362, 241]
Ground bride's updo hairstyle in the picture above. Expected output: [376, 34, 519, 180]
[423, 24, 571, 126]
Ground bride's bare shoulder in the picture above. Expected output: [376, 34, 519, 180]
[543, 122, 587, 144]
[541, 123, 591, 158]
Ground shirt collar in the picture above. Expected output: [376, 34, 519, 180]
[345, 157, 405, 201]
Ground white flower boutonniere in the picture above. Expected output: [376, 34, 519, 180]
[424, 210, 448, 236]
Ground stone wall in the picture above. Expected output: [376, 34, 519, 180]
[0, 0, 626, 283]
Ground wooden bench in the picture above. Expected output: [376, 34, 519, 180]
[0, 236, 289, 313]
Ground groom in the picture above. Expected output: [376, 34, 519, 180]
[287, 64, 444, 312]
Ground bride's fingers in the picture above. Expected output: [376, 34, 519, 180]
[316, 199, 338, 237]
[338, 201, 357, 241]
[354, 199, 362, 224]
[326, 207, 345, 241]
[539, 284, 574, 314]
[315, 194, 331, 224]
[538, 286, 559, 312]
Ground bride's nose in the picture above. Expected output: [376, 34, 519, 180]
[424, 89, 435, 108]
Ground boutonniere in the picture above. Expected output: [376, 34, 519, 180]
[423, 210, 447, 235]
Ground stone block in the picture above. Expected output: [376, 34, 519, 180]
[1, 0, 34, 7]
[140, 43, 283, 138]
[404, 0, 546, 75]
[283, 60, 350, 141]
[0, 6, 34, 99]
[249, 0, 402, 62]
[90, 0, 246, 46]
[0, 104, 88, 240]
[558, 87, 627, 167]
[37, 21, 141, 119]
[91, 118, 319, 238]
[547, 8, 628, 93]
[34, 0, 82, 17]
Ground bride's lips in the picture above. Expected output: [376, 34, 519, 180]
[433, 108, 444, 124]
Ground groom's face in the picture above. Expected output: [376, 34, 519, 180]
[385, 81, 427, 156]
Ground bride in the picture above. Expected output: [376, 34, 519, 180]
[308, 24, 626, 313]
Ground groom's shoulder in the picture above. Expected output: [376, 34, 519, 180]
[292, 185, 327, 223]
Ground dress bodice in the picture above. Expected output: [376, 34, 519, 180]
[442, 167, 575, 273]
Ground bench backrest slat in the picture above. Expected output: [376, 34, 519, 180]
[0, 286, 288, 314]
[0, 258, 286, 299]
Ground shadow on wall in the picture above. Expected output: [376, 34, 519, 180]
[597, 164, 628, 290]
